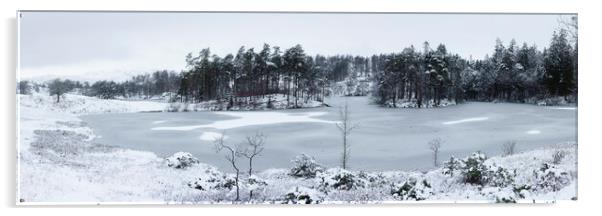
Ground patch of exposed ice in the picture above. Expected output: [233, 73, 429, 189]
[442, 117, 489, 125]
[152, 111, 335, 131]
[526, 130, 541, 134]
[152, 120, 167, 124]
[199, 132, 229, 141]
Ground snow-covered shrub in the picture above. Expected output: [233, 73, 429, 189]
[317, 168, 364, 192]
[442, 156, 461, 176]
[243, 175, 268, 199]
[165, 152, 200, 169]
[188, 169, 236, 191]
[481, 187, 517, 203]
[460, 152, 489, 185]
[485, 165, 515, 188]
[281, 187, 322, 204]
[245, 175, 268, 190]
[450, 152, 515, 187]
[533, 163, 571, 192]
[289, 154, 323, 178]
[512, 184, 532, 199]
[496, 196, 516, 203]
[188, 172, 236, 191]
[357, 171, 388, 188]
[390, 177, 433, 201]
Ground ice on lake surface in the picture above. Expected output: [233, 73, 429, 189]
[81, 96, 577, 172]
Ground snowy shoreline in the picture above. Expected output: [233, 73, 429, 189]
[17, 93, 577, 204]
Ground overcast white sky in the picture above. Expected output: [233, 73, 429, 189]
[19, 12, 571, 82]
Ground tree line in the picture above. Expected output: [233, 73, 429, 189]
[177, 44, 371, 109]
[19, 70, 183, 102]
[19, 17, 576, 107]
[373, 27, 577, 107]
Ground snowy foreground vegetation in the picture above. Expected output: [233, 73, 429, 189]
[18, 93, 576, 204]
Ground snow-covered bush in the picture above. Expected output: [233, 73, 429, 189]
[188, 169, 236, 191]
[289, 154, 323, 178]
[533, 163, 571, 192]
[357, 171, 388, 188]
[445, 152, 515, 187]
[481, 187, 517, 203]
[459, 152, 489, 185]
[165, 152, 200, 169]
[243, 175, 268, 199]
[512, 184, 532, 199]
[317, 168, 364, 192]
[245, 175, 268, 190]
[485, 165, 515, 188]
[281, 187, 322, 204]
[390, 177, 433, 201]
[442, 156, 461, 176]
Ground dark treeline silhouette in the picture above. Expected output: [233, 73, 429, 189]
[177, 44, 372, 108]
[371, 42, 468, 107]
[35, 70, 183, 100]
[373, 28, 577, 107]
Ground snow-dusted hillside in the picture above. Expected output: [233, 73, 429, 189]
[19, 92, 168, 115]
[17, 93, 577, 204]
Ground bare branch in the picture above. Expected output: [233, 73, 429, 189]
[213, 131, 241, 201]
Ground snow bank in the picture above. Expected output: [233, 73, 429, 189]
[167, 94, 325, 112]
[19, 93, 168, 115]
[382, 98, 457, 108]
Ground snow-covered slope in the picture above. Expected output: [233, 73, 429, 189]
[19, 93, 168, 115]
[17, 93, 577, 204]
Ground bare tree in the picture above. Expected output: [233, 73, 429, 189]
[552, 150, 567, 164]
[239, 131, 266, 200]
[240, 132, 266, 176]
[213, 132, 241, 201]
[428, 138, 443, 167]
[336, 101, 358, 169]
[502, 141, 517, 157]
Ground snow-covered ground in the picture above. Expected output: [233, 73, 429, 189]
[382, 98, 457, 108]
[17, 92, 577, 204]
[167, 94, 324, 112]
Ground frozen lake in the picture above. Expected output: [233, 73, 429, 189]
[81, 96, 577, 172]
